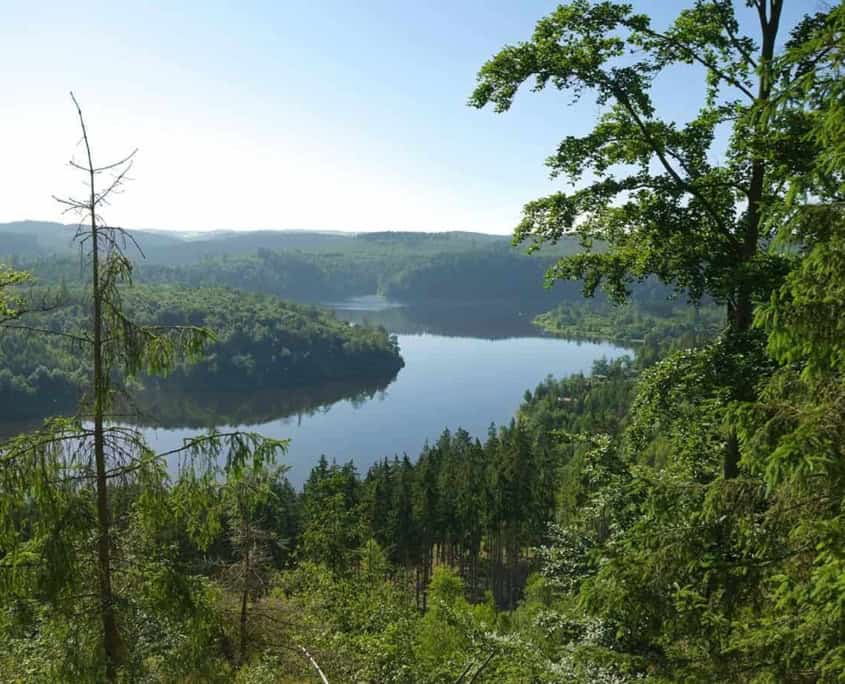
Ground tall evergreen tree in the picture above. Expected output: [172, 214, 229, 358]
[0, 95, 285, 682]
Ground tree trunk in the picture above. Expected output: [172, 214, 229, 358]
[87, 131, 120, 684]
[735, 2, 782, 323]
[239, 544, 251, 665]
[724, 0, 783, 481]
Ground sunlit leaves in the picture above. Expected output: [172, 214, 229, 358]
[471, 1, 799, 323]
[0, 266, 31, 322]
[758, 207, 845, 379]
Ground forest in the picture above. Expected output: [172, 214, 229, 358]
[4, 230, 582, 307]
[2, 1, 845, 682]
[0, 284, 402, 420]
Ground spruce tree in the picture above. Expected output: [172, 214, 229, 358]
[0, 94, 286, 681]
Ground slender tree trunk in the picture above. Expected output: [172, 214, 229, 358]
[508, 532, 518, 610]
[83, 114, 120, 682]
[488, 533, 495, 605]
[493, 531, 499, 606]
[507, 532, 517, 610]
[499, 529, 505, 607]
[419, 547, 429, 612]
[494, 528, 504, 607]
[239, 539, 251, 665]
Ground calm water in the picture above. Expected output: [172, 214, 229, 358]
[138, 299, 629, 487]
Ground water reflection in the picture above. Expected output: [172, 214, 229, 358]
[139, 332, 629, 487]
[332, 298, 551, 339]
[128, 371, 397, 430]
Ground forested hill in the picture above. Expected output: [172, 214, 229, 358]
[0, 285, 402, 420]
[0, 221, 519, 264]
[2, 221, 585, 306]
[0, 221, 185, 259]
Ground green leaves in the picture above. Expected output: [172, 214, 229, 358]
[0, 266, 31, 322]
[758, 207, 845, 379]
[470, 2, 639, 113]
[472, 1, 802, 323]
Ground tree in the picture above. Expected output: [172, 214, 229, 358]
[470, 0, 811, 477]
[0, 94, 286, 682]
[217, 465, 288, 665]
[300, 457, 364, 573]
[730, 9, 845, 676]
[468, 6, 845, 679]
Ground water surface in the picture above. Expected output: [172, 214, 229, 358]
[0, 297, 630, 487]
[140, 299, 628, 486]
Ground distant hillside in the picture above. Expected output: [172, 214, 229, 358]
[0, 221, 185, 259]
[2, 220, 593, 308]
[0, 221, 523, 265]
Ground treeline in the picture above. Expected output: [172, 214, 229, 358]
[0, 222, 547, 266]
[0, 284, 402, 419]
[101, 248, 572, 305]
[535, 299, 722, 343]
[296, 356, 636, 611]
[378, 251, 581, 303]
[536, 297, 725, 367]
[16, 235, 584, 307]
[140, 250, 379, 303]
[303, 425, 552, 611]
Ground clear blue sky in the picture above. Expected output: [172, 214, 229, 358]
[0, 0, 817, 234]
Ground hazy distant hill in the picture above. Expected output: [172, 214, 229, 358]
[0, 221, 185, 260]
[2, 220, 595, 308]
[0, 221, 521, 266]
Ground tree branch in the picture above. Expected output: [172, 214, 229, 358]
[0, 323, 90, 344]
[635, 25, 755, 100]
[609, 81, 737, 243]
[713, 0, 758, 68]
[70, 149, 138, 174]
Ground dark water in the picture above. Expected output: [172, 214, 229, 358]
[329, 297, 551, 339]
[135, 298, 629, 487]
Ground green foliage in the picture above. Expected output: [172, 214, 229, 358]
[463, 6, 845, 682]
[2, 4, 844, 681]
[275, 559, 419, 682]
[0, 265, 31, 322]
[0, 97, 293, 683]
[470, 0, 796, 327]
[12, 227, 580, 307]
[760, 206, 845, 379]
[300, 457, 366, 574]
[536, 296, 724, 368]
[0, 284, 403, 419]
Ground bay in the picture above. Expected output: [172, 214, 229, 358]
[139, 299, 629, 487]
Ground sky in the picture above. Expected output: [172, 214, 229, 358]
[0, 0, 819, 234]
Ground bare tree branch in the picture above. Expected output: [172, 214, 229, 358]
[0, 323, 90, 344]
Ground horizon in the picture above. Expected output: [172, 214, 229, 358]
[0, 217, 513, 238]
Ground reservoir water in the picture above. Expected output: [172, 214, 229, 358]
[136, 299, 630, 487]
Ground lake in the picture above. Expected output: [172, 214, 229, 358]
[137, 299, 629, 487]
